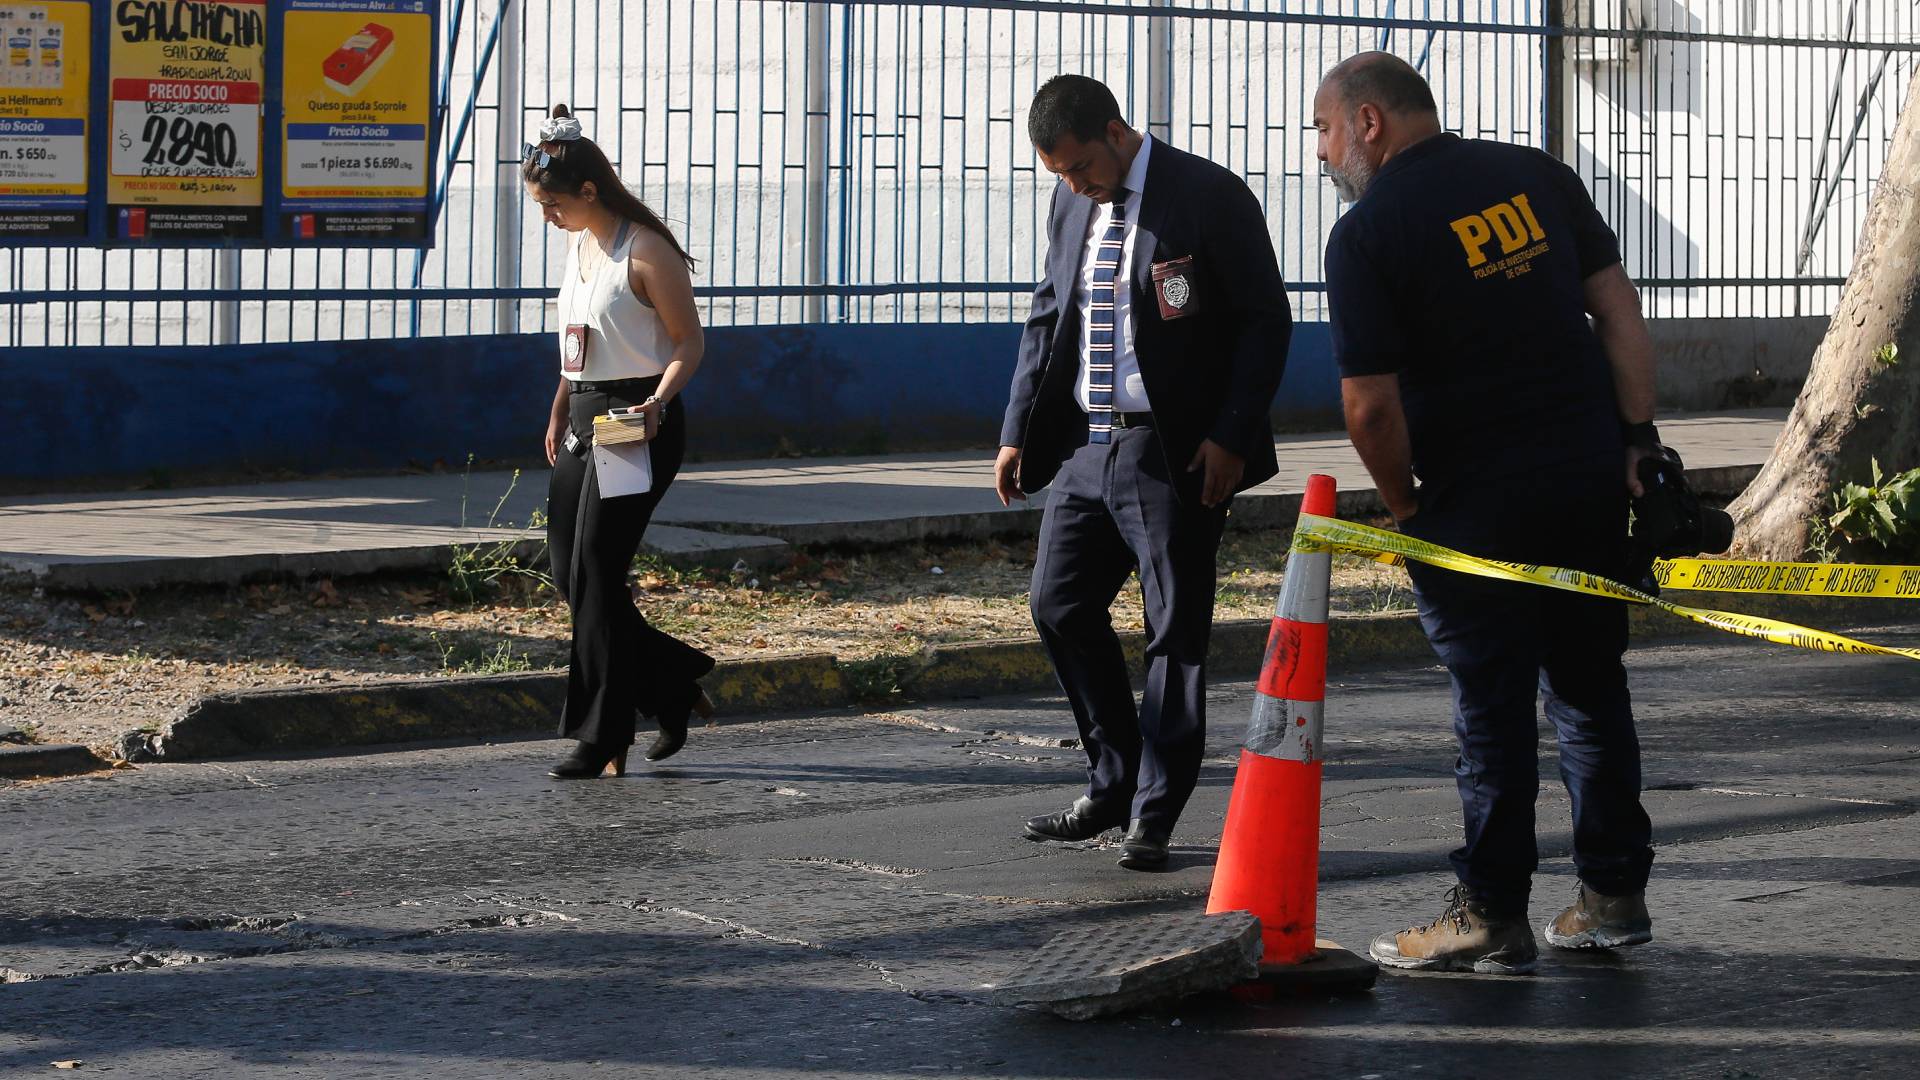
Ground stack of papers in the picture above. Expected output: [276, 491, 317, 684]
[590, 412, 653, 497]
[593, 411, 651, 446]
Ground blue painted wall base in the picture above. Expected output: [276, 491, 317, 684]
[6, 323, 1339, 484]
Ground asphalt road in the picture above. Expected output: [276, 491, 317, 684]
[4, 630, 1917, 1079]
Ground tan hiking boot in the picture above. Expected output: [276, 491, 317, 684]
[1545, 883, 1653, 950]
[1369, 884, 1539, 975]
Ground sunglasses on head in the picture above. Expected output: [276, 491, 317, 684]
[522, 142, 555, 169]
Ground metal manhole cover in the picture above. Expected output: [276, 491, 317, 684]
[985, 909, 1260, 1020]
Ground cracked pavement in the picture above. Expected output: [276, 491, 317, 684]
[3, 632, 1918, 1078]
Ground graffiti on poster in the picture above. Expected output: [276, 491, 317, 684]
[107, 0, 268, 240]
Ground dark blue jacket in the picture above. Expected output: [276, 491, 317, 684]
[999, 139, 1293, 505]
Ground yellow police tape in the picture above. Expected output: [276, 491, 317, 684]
[1359, 549, 1920, 599]
[1655, 557, 1920, 599]
[1292, 514, 1920, 663]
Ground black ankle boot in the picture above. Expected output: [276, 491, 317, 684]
[549, 741, 628, 779]
[645, 684, 714, 762]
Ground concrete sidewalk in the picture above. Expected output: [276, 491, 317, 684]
[2, 409, 1787, 590]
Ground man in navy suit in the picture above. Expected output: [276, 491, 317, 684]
[995, 75, 1292, 871]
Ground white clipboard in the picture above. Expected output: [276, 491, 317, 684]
[591, 439, 654, 498]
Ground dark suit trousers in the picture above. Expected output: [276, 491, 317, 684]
[1029, 425, 1227, 830]
[548, 384, 715, 748]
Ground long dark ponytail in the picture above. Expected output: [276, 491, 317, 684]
[524, 104, 696, 271]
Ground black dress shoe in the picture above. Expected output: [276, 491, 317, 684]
[1117, 819, 1171, 871]
[1024, 796, 1127, 842]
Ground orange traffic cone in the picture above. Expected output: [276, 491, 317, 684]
[1206, 473, 1375, 991]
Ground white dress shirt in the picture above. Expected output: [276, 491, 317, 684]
[1075, 134, 1155, 415]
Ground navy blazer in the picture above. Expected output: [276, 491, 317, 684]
[999, 140, 1292, 506]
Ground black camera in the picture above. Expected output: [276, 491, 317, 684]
[1627, 446, 1735, 589]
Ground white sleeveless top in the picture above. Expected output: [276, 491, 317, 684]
[557, 221, 671, 381]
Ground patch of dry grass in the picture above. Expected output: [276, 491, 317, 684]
[0, 528, 1410, 753]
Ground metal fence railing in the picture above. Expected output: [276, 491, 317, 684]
[6, 0, 1918, 346]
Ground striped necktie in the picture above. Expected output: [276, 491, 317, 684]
[1086, 188, 1129, 444]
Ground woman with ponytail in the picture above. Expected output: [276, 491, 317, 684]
[524, 103, 715, 778]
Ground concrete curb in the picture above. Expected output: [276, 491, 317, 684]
[123, 650, 855, 763]
[120, 610, 1446, 762]
[121, 567, 1911, 763]
[0, 743, 107, 780]
[686, 507, 1048, 549]
[650, 464, 1767, 551]
[676, 488, 1399, 550]
[9, 529, 791, 593]
[1686, 463, 1768, 499]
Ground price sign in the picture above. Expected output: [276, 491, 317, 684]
[0, 116, 84, 180]
[281, 0, 432, 243]
[110, 78, 260, 177]
[282, 122, 424, 190]
[21, 0, 437, 246]
[106, 0, 267, 241]
[0, 1, 91, 239]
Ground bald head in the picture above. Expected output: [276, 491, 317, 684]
[1321, 51, 1440, 120]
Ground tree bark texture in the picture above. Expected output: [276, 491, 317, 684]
[1729, 67, 1920, 560]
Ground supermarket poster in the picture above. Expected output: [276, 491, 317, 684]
[106, 0, 268, 241]
[280, 0, 432, 243]
[0, 1, 90, 239]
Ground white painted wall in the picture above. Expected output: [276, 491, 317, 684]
[1566, 0, 1919, 318]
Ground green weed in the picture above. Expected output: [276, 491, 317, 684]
[448, 457, 554, 604]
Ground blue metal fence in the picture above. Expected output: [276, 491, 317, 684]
[5, 0, 1918, 345]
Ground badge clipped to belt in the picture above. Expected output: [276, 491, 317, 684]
[1151, 256, 1201, 321]
[562, 324, 589, 373]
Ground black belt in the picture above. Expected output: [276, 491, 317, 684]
[1109, 411, 1154, 430]
[571, 376, 660, 395]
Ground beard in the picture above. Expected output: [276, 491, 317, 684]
[1327, 141, 1376, 202]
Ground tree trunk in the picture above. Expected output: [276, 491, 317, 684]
[1728, 66, 1920, 561]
